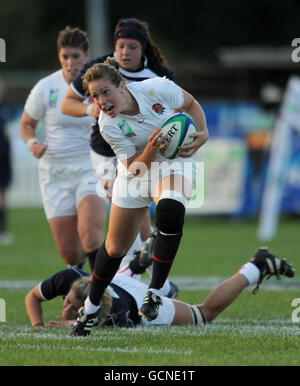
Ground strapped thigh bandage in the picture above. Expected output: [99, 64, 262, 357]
[189, 305, 207, 325]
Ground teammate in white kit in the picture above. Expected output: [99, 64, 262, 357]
[70, 57, 209, 336]
[19, 27, 106, 269]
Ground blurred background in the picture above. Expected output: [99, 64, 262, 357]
[1, 0, 300, 242]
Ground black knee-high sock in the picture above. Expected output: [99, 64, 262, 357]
[86, 248, 98, 271]
[148, 231, 182, 290]
[89, 243, 123, 306]
[148, 198, 185, 291]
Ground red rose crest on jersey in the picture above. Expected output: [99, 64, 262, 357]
[152, 103, 165, 115]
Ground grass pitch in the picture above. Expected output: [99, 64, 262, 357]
[0, 208, 299, 366]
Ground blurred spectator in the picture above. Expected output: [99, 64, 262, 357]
[245, 83, 282, 211]
[0, 77, 14, 245]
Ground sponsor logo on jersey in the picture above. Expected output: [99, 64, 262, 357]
[49, 88, 59, 107]
[117, 119, 136, 137]
[152, 103, 165, 115]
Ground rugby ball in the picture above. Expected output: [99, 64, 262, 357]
[159, 113, 196, 159]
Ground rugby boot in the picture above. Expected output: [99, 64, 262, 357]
[70, 307, 100, 337]
[139, 231, 157, 268]
[138, 290, 162, 321]
[251, 247, 295, 294]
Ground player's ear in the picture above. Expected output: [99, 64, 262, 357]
[119, 80, 126, 92]
[85, 49, 91, 61]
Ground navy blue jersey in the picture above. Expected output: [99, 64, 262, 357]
[39, 268, 140, 327]
[39, 268, 89, 300]
[71, 52, 175, 157]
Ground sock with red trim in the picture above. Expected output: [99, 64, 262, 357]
[89, 242, 123, 307]
[148, 231, 182, 290]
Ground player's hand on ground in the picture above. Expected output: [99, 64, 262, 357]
[46, 316, 75, 327]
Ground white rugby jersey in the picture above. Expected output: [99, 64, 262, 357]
[25, 70, 93, 159]
[99, 77, 184, 162]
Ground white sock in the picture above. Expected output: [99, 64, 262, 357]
[238, 262, 260, 285]
[156, 280, 171, 297]
[148, 287, 163, 297]
[84, 296, 100, 315]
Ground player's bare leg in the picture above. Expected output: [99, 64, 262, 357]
[49, 216, 85, 266]
[171, 248, 295, 326]
[199, 274, 248, 323]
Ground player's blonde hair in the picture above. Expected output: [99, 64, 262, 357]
[70, 276, 113, 327]
[82, 57, 125, 93]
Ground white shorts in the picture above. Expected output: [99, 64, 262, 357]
[38, 155, 98, 220]
[90, 149, 117, 199]
[112, 158, 197, 208]
[112, 274, 175, 326]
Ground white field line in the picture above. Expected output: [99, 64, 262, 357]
[0, 276, 299, 290]
[0, 331, 192, 356]
[5, 342, 192, 356]
[0, 319, 300, 346]
[0, 322, 299, 358]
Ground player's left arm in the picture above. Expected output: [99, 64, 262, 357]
[178, 90, 209, 157]
[25, 286, 45, 328]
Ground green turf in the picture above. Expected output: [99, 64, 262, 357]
[0, 208, 299, 366]
[0, 289, 299, 366]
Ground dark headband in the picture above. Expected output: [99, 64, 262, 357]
[113, 25, 148, 49]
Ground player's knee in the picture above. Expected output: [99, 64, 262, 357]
[105, 240, 127, 258]
[156, 198, 185, 235]
[59, 246, 82, 266]
[78, 221, 104, 252]
[80, 232, 101, 253]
